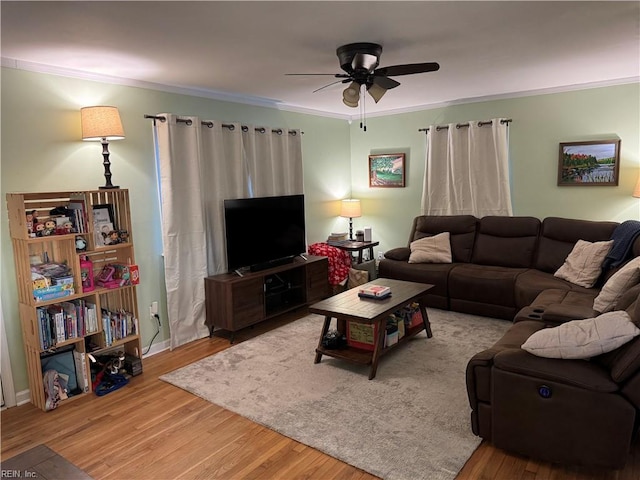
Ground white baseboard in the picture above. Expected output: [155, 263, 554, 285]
[142, 338, 171, 358]
[16, 389, 31, 406]
[10, 341, 171, 409]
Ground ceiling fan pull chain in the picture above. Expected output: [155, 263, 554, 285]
[363, 84, 367, 132]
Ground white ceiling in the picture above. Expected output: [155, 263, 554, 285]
[2, 1, 639, 118]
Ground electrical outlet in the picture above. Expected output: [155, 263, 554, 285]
[377, 252, 384, 260]
[150, 301, 158, 315]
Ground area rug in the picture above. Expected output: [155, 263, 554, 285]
[160, 309, 510, 480]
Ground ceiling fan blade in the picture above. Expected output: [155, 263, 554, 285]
[374, 62, 440, 77]
[312, 79, 350, 93]
[285, 73, 352, 78]
[372, 76, 400, 90]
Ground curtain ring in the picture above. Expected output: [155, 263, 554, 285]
[241, 125, 248, 132]
[455, 124, 462, 129]
[186, 119, 193, 126]
[276, 129, 283, 135]
[436, 125, 443, 132]
[202, 121, 213, 128]
[258, 127, 266, 134]
[290, 131, 297, 136]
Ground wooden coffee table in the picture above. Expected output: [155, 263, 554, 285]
[310, 278, 434, 379]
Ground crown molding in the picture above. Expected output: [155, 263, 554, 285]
[362, 76, 640, 120]
[3, 57, 637, 122]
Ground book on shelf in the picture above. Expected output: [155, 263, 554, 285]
[358, 285, 392, 299]
[68, 195, 88, 233]
[73, 350, 89, 393]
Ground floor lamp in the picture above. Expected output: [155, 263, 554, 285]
[340, 199, 362, 240]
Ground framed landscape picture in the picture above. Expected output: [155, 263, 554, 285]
[369, 153, 406, 188]
[557, 139, 620, 186]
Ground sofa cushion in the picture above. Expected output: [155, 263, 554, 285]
[554, 239, 614, 288]
[521, 311, 640, 360]
[384, 247, 410, 261]
[593, 256, 640, 313]
[410, 215, 477, 263]
[593, 295, 640, 383]
[514, 270, 575, 309]
[471, 216, 540, 268]
[534, 217, 618, 273]
[449, 264, 527, 308]
[378, 260, 455, 299]
[408, 232, 452, 264]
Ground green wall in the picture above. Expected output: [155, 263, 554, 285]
[1, 66, 639, 397]
[349, 84, 640, 252]
[0, 67, 350, 395]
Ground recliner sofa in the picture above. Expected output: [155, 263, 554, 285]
[379, 215, 632, 319]
[379, 214, 640, 468]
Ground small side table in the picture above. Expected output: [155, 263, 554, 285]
[327, 240, 379, 264]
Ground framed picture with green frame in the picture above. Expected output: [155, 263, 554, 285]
[369, 153, 406, 188]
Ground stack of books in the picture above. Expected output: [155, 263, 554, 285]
[358, 285, 391, 299]
[328, 232, 348, 242]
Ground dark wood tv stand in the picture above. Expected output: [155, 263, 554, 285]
[204, 255, 329, 341]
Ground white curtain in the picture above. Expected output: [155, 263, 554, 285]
[154, 116, 303, 349]
[421, 118, 512, 217]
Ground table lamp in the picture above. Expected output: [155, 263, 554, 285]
[81, 106, 125, 189]
[340, 199, 362, 240]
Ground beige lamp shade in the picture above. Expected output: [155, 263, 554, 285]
[340, 199, 362, 218]
[633, 174, 640, 198]
[81, 106, 125, 141]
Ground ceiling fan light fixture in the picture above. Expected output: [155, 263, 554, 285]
[342, 81, 360, 107]
[367, 83, 387, 103]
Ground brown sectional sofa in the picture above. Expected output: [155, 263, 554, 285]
[379, 214, 640, 469]
[379, 215, 624, 319]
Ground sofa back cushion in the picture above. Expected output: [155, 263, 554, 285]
[410, 215, 478, 263]
[535, 217, 618, 273]
[593, 287, 640, 383]
[471, 216, 540, 268]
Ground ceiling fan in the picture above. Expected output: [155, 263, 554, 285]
[287, 42, 440, 108]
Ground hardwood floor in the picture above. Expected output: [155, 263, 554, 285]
[2, 310, 639, 479]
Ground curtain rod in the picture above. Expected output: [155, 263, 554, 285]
[144, 114, 302, 135]
[418, 118, 512, 133]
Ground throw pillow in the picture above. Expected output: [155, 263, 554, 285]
[521, 311, 640, 359]
[593, 257, 640, 313]
[554, 239, 614, 288]
[347, 268, 369, 289]
[408, 232, 452, 264]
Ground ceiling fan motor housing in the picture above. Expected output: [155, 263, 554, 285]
[337, 42, 383, 77]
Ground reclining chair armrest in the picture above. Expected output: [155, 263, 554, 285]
[466, 346, 516, 408]
[494, 349, 619, 393]
[542, 304, 597, 325]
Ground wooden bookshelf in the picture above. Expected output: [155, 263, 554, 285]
[6, 190, 142, 411]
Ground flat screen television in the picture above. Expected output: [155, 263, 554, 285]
[224, 194, 306, 272]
